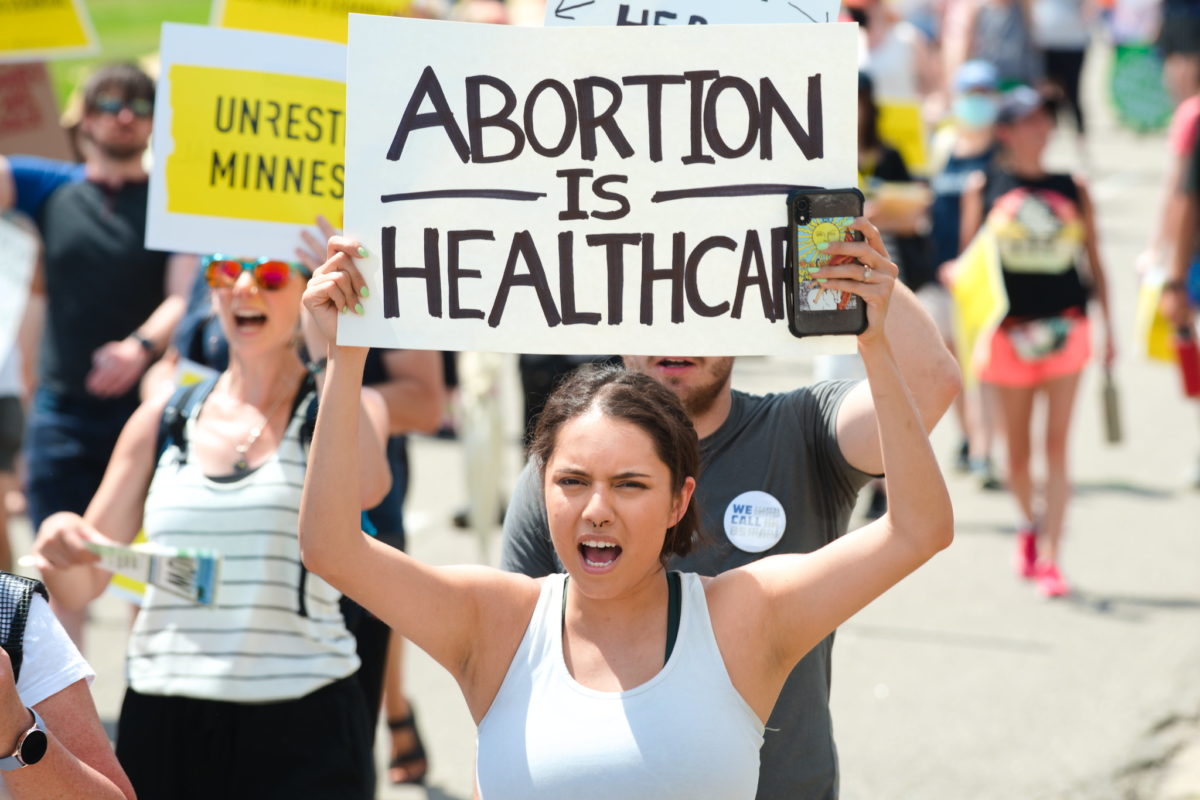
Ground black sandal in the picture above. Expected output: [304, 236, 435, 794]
[387, 711, 428, 786]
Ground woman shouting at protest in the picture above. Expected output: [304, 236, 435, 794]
[299, 233, 954, 799]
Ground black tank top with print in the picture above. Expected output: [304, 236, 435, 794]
[982, 168, 1090, 320]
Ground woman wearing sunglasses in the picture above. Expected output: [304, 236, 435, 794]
[31, 254, 391, 800]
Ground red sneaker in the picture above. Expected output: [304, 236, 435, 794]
[1035, 562, 1069, 598]
[1013, 528, 1038, 579]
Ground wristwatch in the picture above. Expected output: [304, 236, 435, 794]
[129, 331, 157, 357]
[0, 708, 47, 770]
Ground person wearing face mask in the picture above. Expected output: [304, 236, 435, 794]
[929, 60, 1003, 484]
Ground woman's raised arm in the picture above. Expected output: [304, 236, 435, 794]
[709, 235, 955, 720]
[297, 239, 536, 720]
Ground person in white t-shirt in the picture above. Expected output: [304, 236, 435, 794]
[0, 578, 134, 799]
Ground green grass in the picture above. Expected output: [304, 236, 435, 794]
[48, 0, 213, 106]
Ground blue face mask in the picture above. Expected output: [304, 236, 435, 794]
[954, 94, 998, 129]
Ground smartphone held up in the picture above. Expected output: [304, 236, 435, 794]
[786, 188, 869, 338]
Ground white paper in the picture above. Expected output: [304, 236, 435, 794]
[342, 17, 858, 356]
[0, 216, 37, 363]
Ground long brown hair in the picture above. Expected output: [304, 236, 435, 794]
[529, 363, 704, 565]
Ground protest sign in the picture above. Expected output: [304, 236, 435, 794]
[0, 63, 74, 159]
[212, 0, 412, 43]
[0, 0, 97, 63]
[1136, 270, 1176, 364]
[950, 224, 1008, 387]
[546, 0, 840, 26]
[146, 24, 346, 260]
[341, 17, 858, 356]
[0, 216, 37, 364]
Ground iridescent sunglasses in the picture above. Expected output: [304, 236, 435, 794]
[202, 255, 313, 292]
[93, 96, 154, 119]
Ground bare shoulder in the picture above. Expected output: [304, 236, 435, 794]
[443, 564, 544, 615]
[122, 391, 174, 448]
[702, 562, 781, 622]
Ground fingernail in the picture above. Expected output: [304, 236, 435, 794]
[360, 286, 369, 298]
[355, 303, 365, 316]
[816, 241, 829, 251]
[356, 246, 368, 258]
[341, 305, 349, 314]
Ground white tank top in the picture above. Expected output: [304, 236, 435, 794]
[476, 572, 764, 800]
[128, 389, 359, 703]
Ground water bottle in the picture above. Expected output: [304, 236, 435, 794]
[1174, 327, 1200, 398]
[1101, 368, 1122, 444]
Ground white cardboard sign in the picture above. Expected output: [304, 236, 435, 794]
[146, 24, 347, 261]
[341, 17, 857, 355]
[546, 0, 840, 26]
[0, 216, 37, 363]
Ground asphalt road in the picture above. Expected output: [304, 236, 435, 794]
[12, 39, 1200, 800]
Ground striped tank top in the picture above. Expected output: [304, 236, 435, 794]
[476, 572, 764, 800]
[128, 388, 358, 703]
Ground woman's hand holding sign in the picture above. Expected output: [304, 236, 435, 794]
[301, 235, 370, 353]
[810, 217, 899, 347]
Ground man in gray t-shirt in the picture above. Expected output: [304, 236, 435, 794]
[501, 268, 959, 798]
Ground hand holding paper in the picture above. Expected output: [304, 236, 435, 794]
[28, 520, 221, 608]
[30, 512, 106, 572]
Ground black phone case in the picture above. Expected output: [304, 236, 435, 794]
[785, 188, 868, 338]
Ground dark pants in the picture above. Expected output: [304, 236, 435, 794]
[0, 397, 24, 473]
[350, 434, 411, 741]
[116, 677, 375, 800]
[1044, 48, 1087, 134]
[23, 387, 139, 528]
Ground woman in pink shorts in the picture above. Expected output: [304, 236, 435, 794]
[961, 87, 1116, 597]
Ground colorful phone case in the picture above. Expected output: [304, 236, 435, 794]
[785, 188, 868, 338]
[794, 215, 861, 312]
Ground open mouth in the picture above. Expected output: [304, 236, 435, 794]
[655, 358, 695, 371]
[233, 310, 268, 332]
[579, 539, 622, 571]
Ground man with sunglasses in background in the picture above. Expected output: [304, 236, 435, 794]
[0, 63, 195, 646]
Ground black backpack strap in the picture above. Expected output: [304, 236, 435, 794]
[298, 371, 319, 455]
[0, 573, 48, 684]
[292, 371, 319, 618]
[156, 375, 220, 465]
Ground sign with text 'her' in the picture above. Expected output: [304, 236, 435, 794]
[546, 0, 839, 26]
[147, 24, 346, 260]
[341, 17, 858, 355]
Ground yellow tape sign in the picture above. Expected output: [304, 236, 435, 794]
[166, 65, 346, 226]
[0, 0, 90, 54]
[216, 0, 413, 43]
